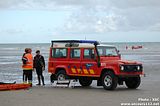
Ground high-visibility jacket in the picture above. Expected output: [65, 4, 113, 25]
[22, 53, 33, 70]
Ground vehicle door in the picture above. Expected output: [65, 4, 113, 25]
[51, 48, 69, 71]
[68, 48, 82, 76]
[81, 48, 99, 77]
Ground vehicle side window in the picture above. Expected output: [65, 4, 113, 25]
[84, 49, 94, 59]
[52, 48, 54, 57]
[71, 48, 80, 58]
[106, 48, 117, 56]
[52, 48, 67, 58]
[98, 48, 103, 55]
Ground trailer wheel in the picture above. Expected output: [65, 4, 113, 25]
[56, 70, 68, 81]
[79, 77, 92, 86]
[102, 71, 118, 90]
[125, 76, 141, 89]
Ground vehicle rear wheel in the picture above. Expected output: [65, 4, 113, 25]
[79, 77, 92, 86]
[56, 70, 69, 81]
[102, 71, 118, 90]
[125, 76, 141, 89]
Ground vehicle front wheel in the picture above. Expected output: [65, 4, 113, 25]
[79, 77, 92, 86]
[125, 76, 141, 89]
[102, 71, 118, 90]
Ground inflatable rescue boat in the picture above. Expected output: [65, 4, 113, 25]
[0, 82, 31, 91]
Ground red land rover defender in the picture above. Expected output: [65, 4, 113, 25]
[48, 40, 143, 90]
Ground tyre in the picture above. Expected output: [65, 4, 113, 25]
[125, 76, 141, 89]
[102, 71, 118, 90]
[56, 70, 68, 81]
[79, 77, 92, 86]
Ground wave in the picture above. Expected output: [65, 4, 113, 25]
[0, 48, 19, 50]
[0, 62, 19, 65]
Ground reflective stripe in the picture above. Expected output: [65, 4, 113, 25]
[77, 69, 82, 74]
[23, 64, 33, 66]
[22, 57, 27, 61]
[89, 69, 95, 74]
[23, 68, 33, 70]
[71, 68, 76, 73]
[27, 60, 32, 62]
[83, 69, 89, 74]
[70, 67, 95, 75]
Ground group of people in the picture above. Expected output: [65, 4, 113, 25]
[22, 48, 45, 86]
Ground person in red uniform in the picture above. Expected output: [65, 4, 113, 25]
[22, 48, 33, 86]
[33, 50, 45, 86]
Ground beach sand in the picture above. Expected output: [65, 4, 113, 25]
[0, 64, 160, 106]
[0, 43, 160, 106]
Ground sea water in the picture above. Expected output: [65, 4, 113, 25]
[0, 42, 160, 84]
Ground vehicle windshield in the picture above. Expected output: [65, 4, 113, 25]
[97, 46, 118, 56]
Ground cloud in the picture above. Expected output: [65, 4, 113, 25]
[0, 0, 81, 10]
[110, 0, 160, 9]
[0, 0, 159, 10]
[0, 0, 160, 33]
[61, 6, 160, 33]
[62, 7, 128, 33]
[149, 23, 160, 31]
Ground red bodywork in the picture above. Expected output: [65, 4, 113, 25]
[48, 47, 143, 78]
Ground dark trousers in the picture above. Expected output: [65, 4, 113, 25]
[23, 70, 25, 82]
[23, 70, 32, 83]
[36, 67, 45, 85]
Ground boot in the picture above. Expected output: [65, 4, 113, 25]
[28, 80, 32, 87]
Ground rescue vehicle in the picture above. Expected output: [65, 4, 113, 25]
[48, 40, 143, 90]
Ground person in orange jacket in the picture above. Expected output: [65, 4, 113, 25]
[22, 48, 27, 83]
[22, 48, 33, 86]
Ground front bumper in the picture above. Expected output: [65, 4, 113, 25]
[120, 64, 143, 72]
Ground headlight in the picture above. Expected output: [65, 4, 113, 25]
[121, 66, 124, 71]
[137, 66, 140, 70]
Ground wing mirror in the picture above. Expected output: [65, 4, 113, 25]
[117, 50, 121, 58]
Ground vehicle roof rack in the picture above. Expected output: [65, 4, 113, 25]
[51, 40, 99, 47]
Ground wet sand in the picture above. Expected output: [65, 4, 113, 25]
[0, 43, 160, 106]
[0, 64, 160, 106]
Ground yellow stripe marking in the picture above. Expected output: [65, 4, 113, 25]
[69, 74, 99, 77]
[77, 69, 81, 74]
[23, 68, 33, 70]
[71, 68, 76, 73]
[83, 69, 89, 74]
[89, 69, 95, 74]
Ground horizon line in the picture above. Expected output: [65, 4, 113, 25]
[0, 41, 160, 44]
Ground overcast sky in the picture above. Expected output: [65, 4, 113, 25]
[0, 0, 160, 43]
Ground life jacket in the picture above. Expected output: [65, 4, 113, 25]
[22, 53, 33, 70]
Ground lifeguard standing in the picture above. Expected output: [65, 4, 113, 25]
[22, 48, 33, 86]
